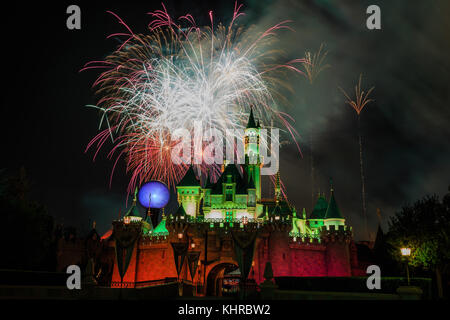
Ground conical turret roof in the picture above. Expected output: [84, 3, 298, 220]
[143, 209, 154, 230]
[153, 213, 169, 235]
[211, 164, 247, 195]
[125, 188, 142, 218]
[271, 204, 283, 216]
[246, 107, 257, 129]
[310, 194, 328, 219]
[174, 204, 187, 217]
[141, 212, 153, 234]
[178, 166, 200, 187]
[325, 190, 344, 219]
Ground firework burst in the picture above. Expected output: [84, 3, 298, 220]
[301, 43, 330, 208]
[83, 3, 305, 194]
[339, 73, 375, 240]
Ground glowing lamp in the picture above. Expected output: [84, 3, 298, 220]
[191, 242, 196, 249]
[275, 216, 280, 221]
[138, 181, 170, 208]
[401, 248, 411, 256]
[124, 216, 131, 224]
[178, 233, 183, 239]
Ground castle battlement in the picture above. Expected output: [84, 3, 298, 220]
[105, 110, 358, 290]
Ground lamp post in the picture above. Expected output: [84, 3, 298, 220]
[401, 247, 411, 286]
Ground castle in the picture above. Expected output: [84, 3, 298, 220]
[96, 109, 365, 295]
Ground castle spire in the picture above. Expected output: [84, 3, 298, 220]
[146, 191, 152, 221]
[132, 187, 138, 205]
[178, 165, 200, 186]
[246, 106, 257, 129]
[124, 187, 142, 219]
[324, 179, 344, 220]
[275, 171, 281, 203]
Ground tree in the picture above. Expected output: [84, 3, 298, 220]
[373, 224, 398, 276]
[0, 168, 56, 271]
[386, 189, 450, 298]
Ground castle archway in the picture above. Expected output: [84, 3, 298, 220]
[206, 262, 239, 296]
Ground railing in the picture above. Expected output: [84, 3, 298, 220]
[167, 216, 269, 227]
[289, 232, 321, 240]
[168, 216, 262, 223]
[167, 214, 298, 225]
[141, 233, 169, 241]
[111, 281, 135, 288]
[111, 277, 178, 288]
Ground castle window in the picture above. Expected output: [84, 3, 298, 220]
[225, 185, 233, 201]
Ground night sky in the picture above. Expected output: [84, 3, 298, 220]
[2, 1, 449, 240]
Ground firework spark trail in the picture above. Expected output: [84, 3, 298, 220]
[301, 43, 330, 209]
[82, 3, 305, 195]
[339, 74, 374, 240]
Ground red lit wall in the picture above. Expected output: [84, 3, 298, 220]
[111, 235, 355, 286]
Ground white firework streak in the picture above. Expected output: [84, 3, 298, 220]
[82, 3, 304, 194]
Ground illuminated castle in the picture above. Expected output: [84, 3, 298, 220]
[105, 109, 362, 294]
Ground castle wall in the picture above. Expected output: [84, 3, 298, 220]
[252, 233, 355, 282]
[109, 229, 357, 287]
[135, 242, 179, 282]
[268, 231, 291, 277]
[56, 239, 85, 272]
[253, 237, 267, 283]
[289, 244, 327, 277]
[324, 241, 352, 276]
[111, 239, 190, 286]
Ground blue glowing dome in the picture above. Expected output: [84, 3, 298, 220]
[138, 181, 170, 209]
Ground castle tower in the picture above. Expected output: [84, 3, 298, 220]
[176, 166, 201, 217]
[202, 169, 213, 208]
[324, 179, 345, 227]
[247, 174, 256, 207]
[274, 171, 281, 203]
[308, 192, 327, 230]
[244, 107, 261, 201]
[123, 187, 143, 224]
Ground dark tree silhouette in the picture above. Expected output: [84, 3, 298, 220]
[386, 188, 450, 299]
[0, 167, 56, 271]
[372, 225, 398, 276]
